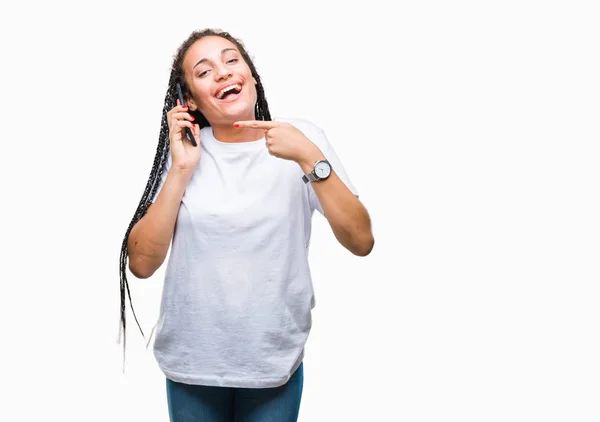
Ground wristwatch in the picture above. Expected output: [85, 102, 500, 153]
[302, 159, 332, 183]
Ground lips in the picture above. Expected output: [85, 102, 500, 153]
[218, 91, 242, 103]
[215, 82, 243, 100]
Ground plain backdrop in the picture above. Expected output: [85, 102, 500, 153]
[1, 0, 599, 421]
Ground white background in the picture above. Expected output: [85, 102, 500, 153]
[1, 0, 599, 421]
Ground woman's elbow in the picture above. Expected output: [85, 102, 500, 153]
[352, 233, 375, 257]
[128, 256, 155, 279]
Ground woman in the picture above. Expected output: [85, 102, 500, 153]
[119, 28, 374, 421]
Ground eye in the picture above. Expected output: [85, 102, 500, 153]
[198, 70, 209, 78]
[227, 58, 238, 64]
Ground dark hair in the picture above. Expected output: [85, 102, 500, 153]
[117, 29, 272, 365]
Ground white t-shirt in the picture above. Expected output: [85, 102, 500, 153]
[150, 117, 358, 388]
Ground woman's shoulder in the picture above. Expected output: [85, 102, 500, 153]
[272, 116, 323, 133]
[272, 117, 332, 152]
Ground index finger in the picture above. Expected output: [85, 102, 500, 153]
[234, 120, 279, 129]
[175, 99, 188, 109]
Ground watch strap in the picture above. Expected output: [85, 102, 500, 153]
[302, 172, 318, 183]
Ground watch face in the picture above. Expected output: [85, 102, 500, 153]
[315, 161, 331, 178]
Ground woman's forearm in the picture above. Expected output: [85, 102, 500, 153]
[299, 153, 374, 256]
[127, 168, 192, 278]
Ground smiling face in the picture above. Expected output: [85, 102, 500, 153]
[182, 36, 258, 126]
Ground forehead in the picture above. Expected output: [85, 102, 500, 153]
[184, 36, 239, 66]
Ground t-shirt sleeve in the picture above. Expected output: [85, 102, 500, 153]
[307, 127, 359, 216]
[151, 152, 172, 203]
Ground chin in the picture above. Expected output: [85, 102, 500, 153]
[220, 104, 256, 122]
[206, 91, 257, 124]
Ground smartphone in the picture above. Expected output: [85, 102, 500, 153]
[175, 82, 198, 147]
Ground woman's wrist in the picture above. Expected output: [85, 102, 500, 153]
[297, 145, 326, 174]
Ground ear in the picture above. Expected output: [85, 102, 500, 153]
[253, 76, 257, 85]
[187, 98, 199, 111]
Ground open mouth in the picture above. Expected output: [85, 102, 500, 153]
[216, 83, 243, 101]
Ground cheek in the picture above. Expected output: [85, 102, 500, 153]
[192, 85, 214, 108]
[248, 83, 258, 101]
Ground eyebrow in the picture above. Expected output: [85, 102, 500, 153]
[193, 48, 238, 70]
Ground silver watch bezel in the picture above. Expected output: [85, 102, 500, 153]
[314, 160, 332, 179]
[302, 159, 331, 183]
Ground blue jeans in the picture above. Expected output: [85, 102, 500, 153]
[166, 363, 304, 422]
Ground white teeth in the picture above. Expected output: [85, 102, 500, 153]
[216, 84, 241, 99]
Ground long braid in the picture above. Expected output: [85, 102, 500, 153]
[117, 73, 174, 366]
[118, 28, 272, 369]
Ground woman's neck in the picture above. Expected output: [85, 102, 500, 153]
[211, 123, 264, 144]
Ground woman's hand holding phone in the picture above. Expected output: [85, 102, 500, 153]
[167, 99, 201, 173]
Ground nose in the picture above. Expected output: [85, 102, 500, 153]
[214, 62, 233, 81]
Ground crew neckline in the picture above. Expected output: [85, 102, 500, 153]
[203, 126, 265, 151]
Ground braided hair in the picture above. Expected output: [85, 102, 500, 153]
[117, 29, 272, 366]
